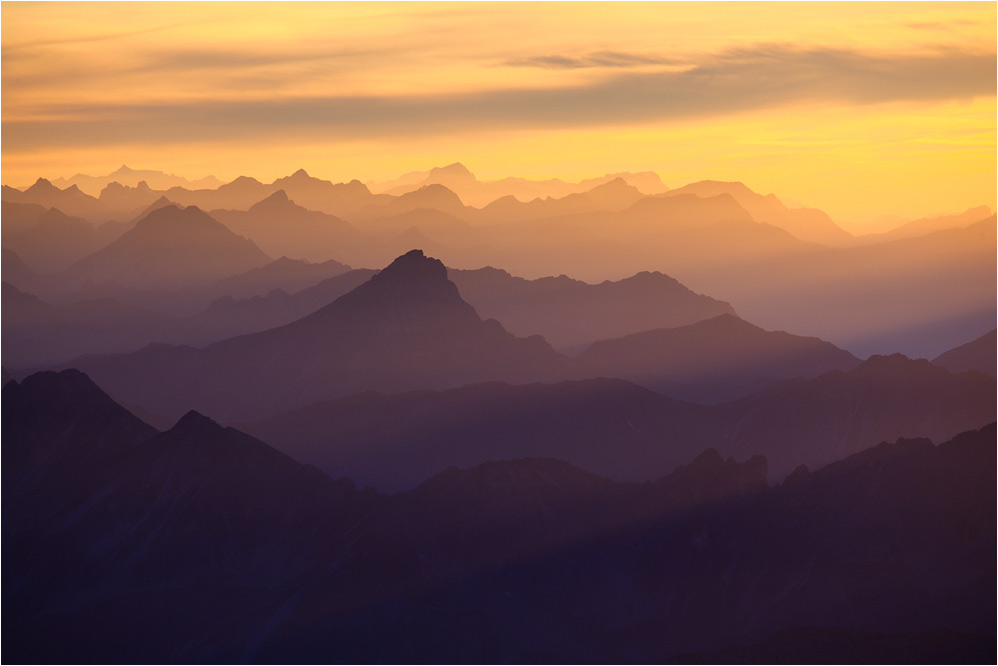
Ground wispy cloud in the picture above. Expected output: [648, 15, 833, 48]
[506, 51, 686, 69]
[4, 44, 995, 151]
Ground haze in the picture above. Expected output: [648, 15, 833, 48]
[3, 2, 995, 230]
[3, 4, 996, 664]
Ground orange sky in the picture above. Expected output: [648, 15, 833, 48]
[2, 2, 995, 231]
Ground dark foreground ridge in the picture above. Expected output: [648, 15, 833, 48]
[3, 370, 994, 664]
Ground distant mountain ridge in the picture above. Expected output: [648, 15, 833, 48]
[56, 250, 573, 422]
[4, 369, 994, 663]
[61, 204, 271, 289]
[50, 165, 223, 195]
[243, 352, 994, 490]
[577, 313, 860, 402]
[368, 161, 670, 207]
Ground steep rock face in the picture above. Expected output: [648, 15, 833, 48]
[932, 329, 996, 377]
[60, 250, 573, 422]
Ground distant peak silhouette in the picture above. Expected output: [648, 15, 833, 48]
[170, 410, 222, 434]
[290, 168, 310, 178]
[250, 189, 292, 211]
[376, 249, 448, 284]
[429, 162, 476, 180]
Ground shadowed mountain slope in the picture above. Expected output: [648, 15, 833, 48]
[2, 178, 114, 222]
[932, 329, 996, 377]
[3, 370, 375, 663]
[450, 266, 736, 351]
[61, 204, 271, 290]
[57, 250, 573, 422]
[244, 353, 994, 491]
[664, 180, 852, 245]
[210, 190, 382, 265]
[1, 202, 104, 273]
[2, 282, 176, 367]
[576, 313, 860, 402]
[715, 353, 997, 476]
[4, 369, 993, 663]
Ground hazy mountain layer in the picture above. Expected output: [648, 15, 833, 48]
[243, 354, 994, 490]
[54, 250, 573, 422]
[5, 369, 993, 663]
[932, 329, 997, 377]
[576, 313, 860, 402]
[61, 204, 271, 290]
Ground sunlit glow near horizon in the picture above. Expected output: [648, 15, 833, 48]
[2, 1, 995, 231]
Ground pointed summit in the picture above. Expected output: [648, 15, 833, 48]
[170, 409, 222, 434]
[309, 248, 469, 324]
[290, 168, 310, 179]
[378, 249, 447, 283]
[249, 189, 293, 212]
[26, 177, 55, 192]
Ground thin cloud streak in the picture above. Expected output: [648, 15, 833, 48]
[506, 51, 687, 69]
[4, 45, 995, 151]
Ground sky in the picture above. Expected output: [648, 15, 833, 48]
[2, 1, 995, 231]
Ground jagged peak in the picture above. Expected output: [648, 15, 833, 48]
[376, 249, 448, 284]
[291, 168, 310, 178]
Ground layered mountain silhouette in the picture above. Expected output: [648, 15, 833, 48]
[61, 204, 271, 289]
[450, 266, 736, 350]
[96, 180, 164, 216]
[213, 255, 351, 299]
[244, 352, 994, 490]
[87, 263, 732, 357]
[866, 205, 993, 243]
[51, 165, 223, 195]
[2, 282, 175, 367]
[1, 249, 36, 290]
[477, 177, 646, 223]
[664, 180, 853, 245]
[577, 313, 860, 402]
[210, 190, 381, 264]
[5, 369, 992, 663]
[2, 178, 114, 222]
[714, 353, 997, 475]
[932, 329, 996, 377]
[369, 161, 669, 207]
[1, 201, 105, 273]
[4, 370, 373, 663]
[57, 250, 572, 422]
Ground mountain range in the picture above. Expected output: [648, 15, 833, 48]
[51, 250, 572, 422]
[4, 368, 993, 663]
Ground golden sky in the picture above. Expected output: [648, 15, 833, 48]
[2, 2, 995, 230]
